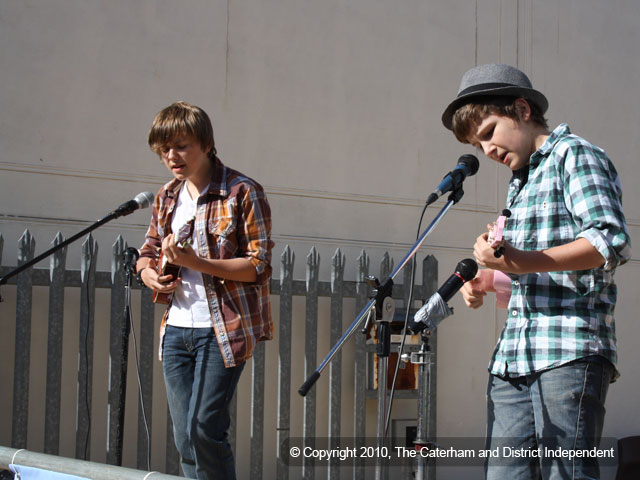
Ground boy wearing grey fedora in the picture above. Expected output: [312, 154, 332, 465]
[443, 64, 631, 479]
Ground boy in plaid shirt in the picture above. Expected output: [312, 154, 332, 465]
[442, 64, 630, 479]
[137, 102, 273, 479]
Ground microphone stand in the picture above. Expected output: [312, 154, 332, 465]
[298, 186, 465, 479]
[0, 204, 141, 302]
[108, 247, 138, 466]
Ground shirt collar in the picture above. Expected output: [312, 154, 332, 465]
[529, 123, 571, 168]
[508, 123, 571, 203]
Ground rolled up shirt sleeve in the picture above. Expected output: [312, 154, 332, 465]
[238, 184, 274, 285]
[561, 142, 631, 271]
[136, 189, 163, 273]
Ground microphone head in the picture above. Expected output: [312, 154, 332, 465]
[456, 258, 478, 281]
[123, 246, 140, 263]
[134, 192, 155, 209]
[457, 154, 480, 176]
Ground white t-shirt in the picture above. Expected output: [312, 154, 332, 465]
[167, 183, 212, 328]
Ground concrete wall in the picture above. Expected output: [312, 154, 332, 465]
[1, 1, 639, 478]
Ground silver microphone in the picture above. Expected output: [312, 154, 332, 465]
[113, 191, 155, 217]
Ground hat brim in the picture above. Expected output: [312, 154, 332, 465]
[441, 86, 548, 131]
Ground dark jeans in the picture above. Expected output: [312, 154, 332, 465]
[485, 357, 613, 480]
[163, 326, 245, 480]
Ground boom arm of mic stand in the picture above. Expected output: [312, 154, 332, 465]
[0, 209, 123, 301]
[298, 192, 461, 397]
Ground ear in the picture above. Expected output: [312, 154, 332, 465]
[514, 98, 532, 122]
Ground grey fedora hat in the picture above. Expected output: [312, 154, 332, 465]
[441, 63, 548, 130]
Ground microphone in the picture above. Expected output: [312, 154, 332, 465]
[408, 258, 478, 334]
[122, 247, 140, 269]
[426, 154, 479, 206]
[0, 191, 155, 298]
[123, 247, 140, 276]
[113, 192, 155, 218]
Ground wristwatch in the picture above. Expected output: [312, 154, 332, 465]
[136, 267, 151, 287]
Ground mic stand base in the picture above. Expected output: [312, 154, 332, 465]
[412, 333, 435, 480]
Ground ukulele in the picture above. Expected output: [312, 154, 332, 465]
[152, 216, 196, 304]
[486, 209, 512, 308]
[487, 209, 511, 258]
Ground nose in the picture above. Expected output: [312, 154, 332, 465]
[481, 141, 497, 160]
[166, 147, 179, 160]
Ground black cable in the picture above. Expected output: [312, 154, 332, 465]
[383, 201, 430, 441]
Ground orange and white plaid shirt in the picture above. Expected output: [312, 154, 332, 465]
[137, 157, 274, 367]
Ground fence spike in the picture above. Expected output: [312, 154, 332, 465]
[356, 249, 369, 283]
[81, 234, 98, 283]
[422, 254, 438, 300]
[18, 229, 36, 265]
[331, 248, 345, 292]
[403, 257, 415, 306]
[111, 235, 126, 283]
[49, 233, 67, 282]
[380, 251, 393, 281]
[280, 245, 294, 284]
[306, 247, 319, 289]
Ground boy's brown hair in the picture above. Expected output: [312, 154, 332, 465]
[451, 96, 548, 144]
[148, 101, 217, 157]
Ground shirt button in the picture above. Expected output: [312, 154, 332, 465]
[511, 310, 518, 317]
[514, 280, 520, 286]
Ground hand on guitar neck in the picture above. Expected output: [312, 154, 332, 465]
[487, 209, 511, 258]
[484, 209, 512, 308]
[462, 209, 513, 309]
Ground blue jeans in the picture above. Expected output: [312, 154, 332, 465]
[485, 357, 613, 480]
[163, 326, 245, 480]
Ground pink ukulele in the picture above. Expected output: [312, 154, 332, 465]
[487, 209, 512, 309]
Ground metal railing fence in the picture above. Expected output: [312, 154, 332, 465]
[0, 230, 438, 479]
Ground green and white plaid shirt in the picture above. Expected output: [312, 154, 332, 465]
[490, 124, 631, 379]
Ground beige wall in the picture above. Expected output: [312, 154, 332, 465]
[1, 1, 639, 478]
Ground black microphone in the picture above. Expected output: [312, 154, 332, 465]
[123, 246, 140, 277]
[426, 155, 479, 206]
[113, 192, 155, 218]
[408, 258, 478, 334]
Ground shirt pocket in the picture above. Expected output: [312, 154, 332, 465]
[524, 194, 574, 250]
[208, 214, 238, 259]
